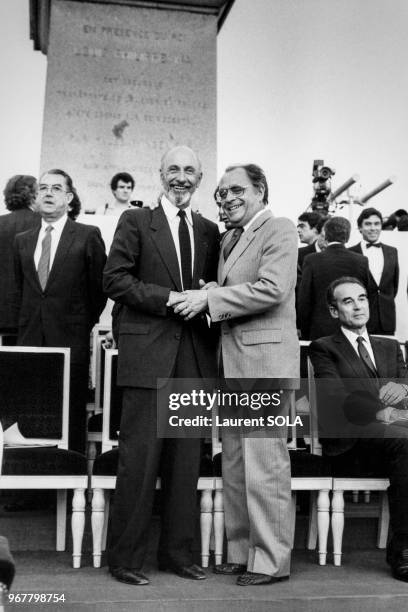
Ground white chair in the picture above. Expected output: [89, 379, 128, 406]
[90, 348, 215, 568]
[0, 347, 87, 569]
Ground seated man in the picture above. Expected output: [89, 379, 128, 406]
[310, 276, 408, 582]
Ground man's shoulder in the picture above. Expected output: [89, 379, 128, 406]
[348, 242, 361, 252]
[369, 334, 400, 350]
[192, 210, 219, 233]
[382, 243, 398, 256]
[70, 219, 102, 237]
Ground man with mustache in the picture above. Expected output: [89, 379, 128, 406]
[103, 146, 219, 585]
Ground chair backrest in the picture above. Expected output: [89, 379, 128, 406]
[101, 348, 121, 452]
[0, 346, 70, 448]
[90, 323, 111, 389]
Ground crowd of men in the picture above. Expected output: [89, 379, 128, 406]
[1, 148, 408, 587]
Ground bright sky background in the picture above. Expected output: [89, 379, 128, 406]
[1, 0, 408, 221]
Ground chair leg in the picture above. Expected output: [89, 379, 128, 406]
[87, 441, 98, 502]
[307, 491, 318, 550]
[352, 490, 359, 503]
[72, 488, 86, 569]
[377, 491, 390, 549]
[200, 489, 213, 568]
[332, 490, 345, 566]
[290, 492, 297, 549]
[92, 488, 105, 568]
[56, 490, 67, 551]
[364, 490, 371, 504]
[317, 489, 330, 566]
[213, 489, 224, 565]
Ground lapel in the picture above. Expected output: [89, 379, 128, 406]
[23, 227, 42, 292]
[46, 218, 76, 290]
[150, 204, 182, 291]
[191, 211, 208, 287]
[333, 330, 378, 394]
[370, 336, 389, 378]
[377, 245, 390, 289]
[220, 209, 272, 285]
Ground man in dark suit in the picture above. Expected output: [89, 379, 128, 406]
[0, 175, 40, 333]
[349, 207, 399, 335]
[310, 276, 408, 581]
[13, 169, 107, 452]
[298, 216, 370, 340]
[103, 146, 219, 586]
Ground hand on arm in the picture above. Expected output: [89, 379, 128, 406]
[379, 381, 408, 406]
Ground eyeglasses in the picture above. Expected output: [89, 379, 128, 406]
[217, 185, 250, 202]
[38, 185, 69, 196]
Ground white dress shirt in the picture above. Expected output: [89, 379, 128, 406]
[161, 195, 195, 290]
[361, 240, 384, 286]
[34, 214, 68, 271]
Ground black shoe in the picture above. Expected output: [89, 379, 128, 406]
[159, 563, 206, 580]
[236, 571, 289, 586]
[390, 549, 408, 582]
[213, 563, 247, 575]
[109, 566, 149, 585]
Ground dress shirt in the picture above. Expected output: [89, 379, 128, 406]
[361, 240, 384, 286]
[161, 195, 195, 290]
[34, 214, 68, 271]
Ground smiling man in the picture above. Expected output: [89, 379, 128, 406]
[174, 163, 299, 586]
[13, 169, 107, 452]
[310, 276, 408, 582]
[349, 207, 399, 335]
[103, 145, 219, 586]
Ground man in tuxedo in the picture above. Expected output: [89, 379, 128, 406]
[298, 216, 370, 340]
[13, 169, 107, 452]
[310, 276, 408, 581]
[349, 207, 399, 335]
[174, 164, 299, 586]
[103, 146, 219, 585]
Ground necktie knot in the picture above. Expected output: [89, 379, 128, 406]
[178, 210, 187, 219]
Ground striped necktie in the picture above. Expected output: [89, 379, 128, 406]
[37, 225, 53, 290]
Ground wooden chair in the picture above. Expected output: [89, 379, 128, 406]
[0, 347, 87, 568]
[90, 349, 215, 568]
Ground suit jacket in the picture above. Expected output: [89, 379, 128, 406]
[13, 218, 107, 364]
[309, 331, 408, 455]
[296, 242, 317, 329]
[103, 205, 220, 388]
[207, 211, 299, 384]
[0, 208, 40, 331]
[298, 244, 370, 340]
[349, 242, 399, 334]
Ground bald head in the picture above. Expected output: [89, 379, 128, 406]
[160, 145, 202, 209]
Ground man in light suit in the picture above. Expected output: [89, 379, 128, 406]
[309, 276, 408, 581]
[103, 146, 219, 586]
[174, 164, 299, 586]
[13, 169, 107, 452]
[349, 207, 399, 335]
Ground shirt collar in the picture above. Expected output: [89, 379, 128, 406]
[41, 214, 68, 232]
[161, 194, 193, 225]
[243, 208, 267, 232]
[341, 325, 370, 346]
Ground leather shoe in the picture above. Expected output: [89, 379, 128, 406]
[109, 566, 149, 585]
[390, 549, 408, 582]
[236, 571, 289, 586]
[159, 563, 206, 580]
[213, 563, 246, 575]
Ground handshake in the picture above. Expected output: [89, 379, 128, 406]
[166, 279, 218, 320]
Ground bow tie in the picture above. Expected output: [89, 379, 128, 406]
[366, 242, 381, 248]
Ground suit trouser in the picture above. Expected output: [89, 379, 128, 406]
[221, 394, 292, 576]
[108, 328, 202, 569]
[69, 361, 89, 454]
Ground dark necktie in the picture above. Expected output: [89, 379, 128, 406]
[356, 336, 378, 378]
[178, 210, 192, 290]
[37, 225, 53, 290]
[366, 242, 381, 248]
[224, 228, 243, 261]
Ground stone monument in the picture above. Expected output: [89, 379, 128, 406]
[30, 0, 234, 218]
